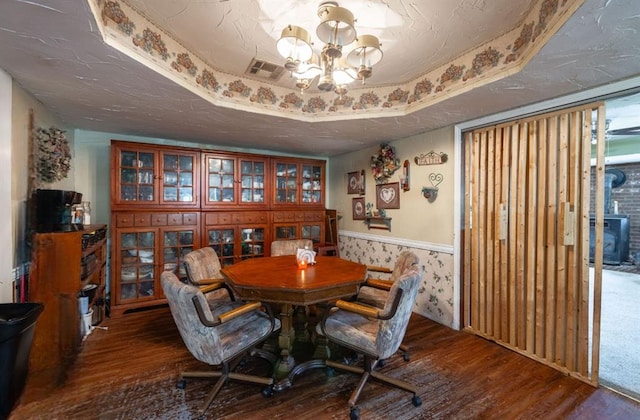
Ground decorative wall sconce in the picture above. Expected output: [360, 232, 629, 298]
[400, 160, 410, 191]
[422, 173, 443, 203]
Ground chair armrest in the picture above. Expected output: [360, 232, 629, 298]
[199, 282, 225, 294]
[367, 265, 392, 274]
[192, 297, 265, 327]
[363, 278, 393, 291]
[218, 301, 262, 324]
[198, 279, 236, 302]
[335, 299, 380, 318]
[195, 277, 225, 286]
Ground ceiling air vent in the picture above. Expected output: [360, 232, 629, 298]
[245, 58, 285, 81]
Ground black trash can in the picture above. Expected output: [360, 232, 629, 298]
[0, 303, 44, 419]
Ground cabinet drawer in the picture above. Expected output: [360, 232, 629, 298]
[152, 214, 168, 226]
[116, 214, 134, 227]
[183, 213, 198, 225]
[134, 214, 151, 226]
[204, 212, 218, 225]
[218, 212, 241, 224]
[273, 211, 297, 222]
[305, 211, 324, 222]
[241, 212, 268, 223]
[294, 212, 305, 222]
[167, 214, 182, 225]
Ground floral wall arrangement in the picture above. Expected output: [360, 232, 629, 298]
[370, 143, 400, 184]
[35, 127, 71, 183]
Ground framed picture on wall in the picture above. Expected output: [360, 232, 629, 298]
[347, 171, 362, 194]
[352, 197, 365, 220]
[376, 182, 400, 209]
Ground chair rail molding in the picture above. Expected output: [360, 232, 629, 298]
[339, 230, 454, 255]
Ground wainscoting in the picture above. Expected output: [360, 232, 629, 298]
[338, 231, 455, 328]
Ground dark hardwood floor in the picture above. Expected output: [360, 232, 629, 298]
[10, 306, 640, 419]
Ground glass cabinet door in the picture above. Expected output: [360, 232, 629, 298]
[161, 229, 195, 281]
[161, 152, 197, 205]
[119, 230, 155, 302]
[204, 155, 236, 205]
[240, 227, 265, 259]
[274, 224, 297, 240]
[275, 162, 298, 204]
[119, 150, 156, 203]
[240, 159, 266, 204]
[301, 164, 323, 204]
[205, 227, 236, 266]
[301, 223, 322, 244]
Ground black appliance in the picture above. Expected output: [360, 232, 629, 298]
[589, 215, 630, 265]
[33, 189, 83, 232]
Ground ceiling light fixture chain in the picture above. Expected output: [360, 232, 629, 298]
[276, 1, 383, 96]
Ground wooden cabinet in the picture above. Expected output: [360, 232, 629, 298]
[272, 158, 325, 207]
[112, 212, 199, 315]
[110, 141, 327, 314]
[28, 224, 107, 384]
[272, 211, 325, 244]
[201, 152, 269, 209]
[202, 212, 268, 265]
[111, 141, 200, 210]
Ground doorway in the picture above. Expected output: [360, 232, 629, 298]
[593, 92, 640, 400]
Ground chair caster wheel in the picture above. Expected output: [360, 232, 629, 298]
[262, 385, 274, 397]
[403, 353, 410, 362]
[378, 359, 386, 368]
[176, 379, 186, 390]
[350, 406, 360, 420]
[412, 395, 422, 407]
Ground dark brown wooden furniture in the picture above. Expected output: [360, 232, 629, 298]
[28, 224, 107, 385]
[222, 255, 367, 380]
[110, 140, 327, 316]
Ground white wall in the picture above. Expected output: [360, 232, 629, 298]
[4, 81, 74, 302]
[329, 126, 456, 245]
[0, 69, 13, 302]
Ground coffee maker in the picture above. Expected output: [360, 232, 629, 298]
[34, 189, 83, 232]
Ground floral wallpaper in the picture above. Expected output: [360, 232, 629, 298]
[339, 235, 455, 328]
[90, 0, 584, 123]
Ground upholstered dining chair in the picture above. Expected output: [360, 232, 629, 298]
[161, 271, 281, 419]
[356, 250, 419, 362]
[183, 247, 236, 304]
[270, 239, 314, 256]
[318, 253, 423, 420]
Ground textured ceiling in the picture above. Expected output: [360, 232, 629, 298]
[0, 0, 639, 156]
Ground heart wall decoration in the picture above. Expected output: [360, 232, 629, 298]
[376, 182, 400, 209]
[422, 172, 444, 203]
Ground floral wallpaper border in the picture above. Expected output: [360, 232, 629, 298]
[89, 0, 584, 123]
[339, 233, 455, 329]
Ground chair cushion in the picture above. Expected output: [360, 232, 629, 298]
[318, 310, 379, 356]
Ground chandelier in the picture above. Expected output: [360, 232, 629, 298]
[276, 1, 383, 96]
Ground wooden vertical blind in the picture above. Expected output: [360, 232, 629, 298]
[463, 103, 605, 384]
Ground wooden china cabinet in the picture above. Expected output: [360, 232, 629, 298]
[110, 140, 327, 315]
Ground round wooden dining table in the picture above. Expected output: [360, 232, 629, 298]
[222, 255, 367, 381]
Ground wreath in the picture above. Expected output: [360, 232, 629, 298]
[370, 143, 400, 184]
[35, 127, 71, 183]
